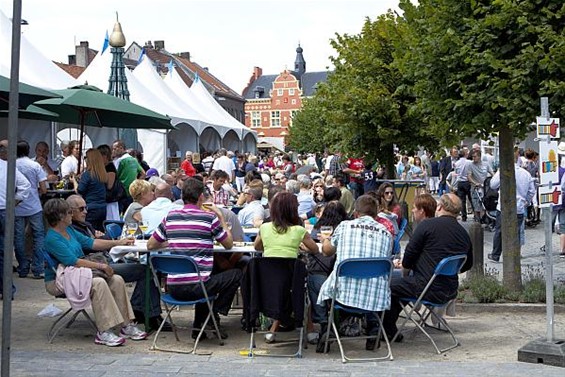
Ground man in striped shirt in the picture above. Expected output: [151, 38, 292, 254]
[148, 178, 239, 338]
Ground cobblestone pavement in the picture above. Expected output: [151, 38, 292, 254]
[1, 219, 565, 376]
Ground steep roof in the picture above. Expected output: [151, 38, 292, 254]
[300, 71, 329, 97]
[242, 70, 329, 99]
[242, 74, 278, 99]
[54, 62, 86, 79]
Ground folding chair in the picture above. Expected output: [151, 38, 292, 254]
[105, 223, 123, 240]
[323, 257, 394, 363]
[40, 250, 97, 343]
[243, 257, 308, 358]
[149, 254, 224, 354]
[393, 217, 408, 255]
[392, 254, 467, 354]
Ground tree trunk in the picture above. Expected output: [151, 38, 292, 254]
[498, 125, 522, 292]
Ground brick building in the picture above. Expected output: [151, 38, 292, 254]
[242, 45, 329, 151]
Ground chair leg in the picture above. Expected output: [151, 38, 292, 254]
[47, 308, 73, 343]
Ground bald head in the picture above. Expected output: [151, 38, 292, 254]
[66, 194, 84, 207]
[154, 183, 173, 199]
[437, 193, 462, 217]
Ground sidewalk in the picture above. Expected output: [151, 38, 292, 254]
[1, 220, 564, 376]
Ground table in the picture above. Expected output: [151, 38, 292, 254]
[41, 189, 75, 203]
[109, 241, 259, 331]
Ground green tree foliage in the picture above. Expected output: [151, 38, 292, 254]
[401, 0, 565, 292]
[288, 12, 437, 173]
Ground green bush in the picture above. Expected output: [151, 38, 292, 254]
[554, 285, 565, 305]
[520, 277, 546, 303]
[468, 275, 506, 303]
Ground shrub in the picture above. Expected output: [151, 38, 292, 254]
[467, 275, 506, 303]
[555, 285, 565, 305]
[520, 277, 546, 303]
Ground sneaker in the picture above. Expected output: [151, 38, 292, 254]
[264, 332, 276, 343]
[120, 323, 148, 340]
[307, 332, 319, 345]
[31, 273, 44, 280]
[560, 252, 565, 259]
[95, 331, 126, 347]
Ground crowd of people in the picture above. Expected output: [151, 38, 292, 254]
[0, 136, 549, 353]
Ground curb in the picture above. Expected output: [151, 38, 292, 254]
[458, 303, 565, 314]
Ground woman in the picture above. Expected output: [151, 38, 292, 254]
[74, 149, 110, 231]
[254, 192, 319, 342]
[235, 154, 247, 193]
[43, 198, 147, 347]
[409, 156, 426, 181]
[124, 179, 154, 224]
[97, 144, 120, 221]
[312, 178, 325, 204]
[307, 201, 347, 344]
[377, 182, 402, 226]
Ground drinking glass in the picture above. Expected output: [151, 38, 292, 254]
[126, 222, 138, 239]
[320, 226, 333, 238]
[139, 220, 149, 235]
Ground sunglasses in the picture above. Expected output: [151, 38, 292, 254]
[73, 206, 88, 212]
[384, 191, 394, 196]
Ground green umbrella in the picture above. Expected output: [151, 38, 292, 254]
[0, 105, 59, 121]
[33, 84, 173, 173]
[0, 75, 61, 110]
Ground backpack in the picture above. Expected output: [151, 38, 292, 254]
[482, 176, 498, 212]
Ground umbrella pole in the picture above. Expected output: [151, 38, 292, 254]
[77, 111, 85, 175]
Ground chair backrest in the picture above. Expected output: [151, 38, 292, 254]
[150, 254, 199, 276]
[336, 257, 393, 280]
[434, 254, 467, 277]
[105, 223, 123, 240]
[40, 249, 58, 272]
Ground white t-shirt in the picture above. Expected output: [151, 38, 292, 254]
[60, 155, 78, 177]
[212, 156, 236, 179]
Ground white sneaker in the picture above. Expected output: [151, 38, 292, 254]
[307, 332, 319, 345]
[95, 331, 125, 347]
[120, 323, 148, 340]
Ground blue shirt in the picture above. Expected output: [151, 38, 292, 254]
[15, 156, 46, 217]
[44, 227, 94, 282]
[77, 171, 107, 209]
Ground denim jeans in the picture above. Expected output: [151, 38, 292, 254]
[308, 274, 328, 325]
[0, 209, 16, 297]
[348, 181, 364, 200]
[14, 211, 45, 277]
[492, 210, 524, 260]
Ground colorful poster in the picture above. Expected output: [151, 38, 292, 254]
[536, 117, 560, 139]
[538, 140, 561, 208]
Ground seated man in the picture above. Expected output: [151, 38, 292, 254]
[140, 182, 182, 234]
[237, 186, 265, 227]
[207, 169, 232, 206]
[382, 193, 473, 340]
[147, 178, 240, 339]
[65, 195, 167, 330]
[318, 195, 394, 351]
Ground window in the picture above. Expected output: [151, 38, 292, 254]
[291, 99, 297, 105]
[277, 89, 283, 96]
[251, 111, 261, 128]
[284, 98, 288, 103]
[289, 88, 295, 96]
[271, 111, 281, 127]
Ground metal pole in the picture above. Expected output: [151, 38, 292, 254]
[3, 1, 22, 376]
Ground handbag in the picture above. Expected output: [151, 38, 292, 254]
[84, 252, 111, 279]
[106, 178, 126, 203]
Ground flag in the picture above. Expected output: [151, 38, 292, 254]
[101, 30, 109, 55]
[137, 48, 145, 64]
[168, 59, 174, 75]
[194, 72, 200, 83]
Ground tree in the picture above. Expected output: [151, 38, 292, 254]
[400, 0, 565, 291]
[289, 12, 437, 175]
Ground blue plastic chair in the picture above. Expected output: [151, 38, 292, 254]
[149, 255, 223, 354]
[392, 254, 468, 354]
[41, 249, 97, 343]
[323, 257, 394, 363]
[105, 223, 123, 240]
[393, 217, 408, 255]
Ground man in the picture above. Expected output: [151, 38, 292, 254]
[212, 148, 236, 182]
[0, 141, 31, 298]
[488, 160, 535, 262]
[468, 149, 493, 222]
[454, 148, 472, 221]
[383, 193, 473, 339]
[33, 141, 58, 180]
[180, 151, 196, 177]
[237, 186, 266, 227]
[148, 178, 240, 339]
[296, 176, 316, 218]
[334, 173, 354, 217]
[112, 139, 145, 212]
[318, 195, 394, 351]
[60, 140, 80, 177]
[207, 170, 231, 206]
[14, 140, 48, 279]
[55, 140, 70, 172]
[65, 195, 166, 330]
[140, 182, 182, 233]
[343, 155, 364, 199]
[439, 146, 459, 196]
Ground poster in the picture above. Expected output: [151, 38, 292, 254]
[538, 140, 561, 207]
[536, 117, 560, 139]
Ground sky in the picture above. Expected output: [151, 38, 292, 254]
[0, 0, 403, 94]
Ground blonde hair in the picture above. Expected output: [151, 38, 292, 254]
[85, 149, 108, 183]
[129, 179, 153, 202]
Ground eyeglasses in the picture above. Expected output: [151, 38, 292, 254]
[384, 191, 394, 196]
[73, 206, 88, 212]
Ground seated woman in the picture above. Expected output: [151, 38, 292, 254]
[376, 182, 402, 226]
[254, 192, 319, 342]
[306, 201, 348, 344]
[124, 179, 154, 224]
[43, 198, 147, 347]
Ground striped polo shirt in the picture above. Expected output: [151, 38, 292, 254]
[153, 204, 228, 285]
